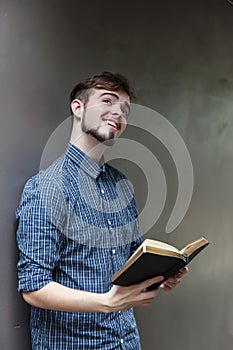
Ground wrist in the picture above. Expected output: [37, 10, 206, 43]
[98, 290, 116, 314]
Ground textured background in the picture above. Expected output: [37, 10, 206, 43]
[0, 1, 233, 349]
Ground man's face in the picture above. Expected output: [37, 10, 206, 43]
[81, 88, 130, 146]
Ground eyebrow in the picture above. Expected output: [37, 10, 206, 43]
[99, 92, 131, 116]
[99, 92, 120, 100]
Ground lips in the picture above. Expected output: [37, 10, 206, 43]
[104, 119, 120, 130]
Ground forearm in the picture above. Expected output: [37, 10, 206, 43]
[22, 282, 109, 313]
[22, 275, 168, 314]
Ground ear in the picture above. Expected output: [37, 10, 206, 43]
[70, 99, 84, 120]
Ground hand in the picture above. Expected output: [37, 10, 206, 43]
[105, 275, 164, 312]
[160, 266, 188, 291]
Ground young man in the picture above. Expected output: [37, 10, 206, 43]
[16, 72, 187, 349]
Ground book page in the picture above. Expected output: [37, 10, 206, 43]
[180, 237, 209, 257]
[144, 239, 180, 254]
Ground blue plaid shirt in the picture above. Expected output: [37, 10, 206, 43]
[16, 143, 142, 350]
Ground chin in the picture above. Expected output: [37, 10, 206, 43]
[89, 130, 116, 146]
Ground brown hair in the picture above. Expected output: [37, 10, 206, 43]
[70, 71, 135, 108]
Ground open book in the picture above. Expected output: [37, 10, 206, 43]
[112, 236, 209, 290]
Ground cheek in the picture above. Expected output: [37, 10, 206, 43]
[90, 107, 108, 122]
[85, 111, 100, 127]
[121, 120, 127, 132]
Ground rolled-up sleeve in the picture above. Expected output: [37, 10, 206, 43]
[16, 174, 66, 293]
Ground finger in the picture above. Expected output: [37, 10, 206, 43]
[136, 286, 160, 303]
[141, 301, 153, 306]
[179, 266, 188, 275]
[139, 296, 156, 305]
[161, 278, 181, 291]
[138, 287, 159, 299]
[160, 283, 173, 291]
[167, 277, 181, 285]
[174, 267, 188, 278]
[139, 276, 164, 291]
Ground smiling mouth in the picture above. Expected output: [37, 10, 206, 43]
[105, 119, 120, 130]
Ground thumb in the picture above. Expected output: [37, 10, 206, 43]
[140, 275, 164, 290]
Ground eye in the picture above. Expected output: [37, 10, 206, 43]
[103, 98, 112, 105]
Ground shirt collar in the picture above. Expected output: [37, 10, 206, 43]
[65, 143, 106, 179]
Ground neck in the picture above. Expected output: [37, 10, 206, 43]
[70, 128, 106, 164]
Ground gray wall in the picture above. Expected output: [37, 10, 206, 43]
[1, 0, 233, 349]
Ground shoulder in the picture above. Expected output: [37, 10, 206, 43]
[26, 155, 65, 193]
[16, 155, 67, 218]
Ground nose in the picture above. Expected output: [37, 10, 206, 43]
[111, 102, 126, 119]
[111, 102, 121, 115]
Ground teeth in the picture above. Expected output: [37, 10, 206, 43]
[107, 120, 118, 129]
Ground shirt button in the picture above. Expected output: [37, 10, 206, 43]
[120, 339, 124, 344]
[107, 219, 112, 225]
[101, 189, 105, 194]
[118, 311, 121, 314]
[112, 249, 116, 254]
